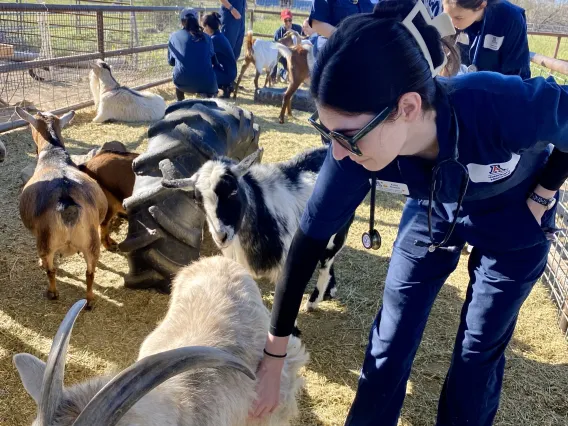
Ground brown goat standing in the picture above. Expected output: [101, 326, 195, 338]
[275, 30, 315, 124]
[16, 107, 108, 309]
[78, 149, 138, 251]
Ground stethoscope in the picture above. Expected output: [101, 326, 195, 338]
[362, 106, 470, 253]
[463, 14, 487, 73]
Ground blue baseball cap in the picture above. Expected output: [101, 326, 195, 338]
[179, 7, 198, 20]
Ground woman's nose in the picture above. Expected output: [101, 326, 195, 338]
[332, 140, 349, 161]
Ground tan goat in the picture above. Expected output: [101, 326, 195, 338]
[16, 107, 108, 308]
[78, 149, 138, 251]
[275, 30, 315, 124]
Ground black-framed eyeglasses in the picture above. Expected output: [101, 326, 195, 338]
[308, 106, 393, 156]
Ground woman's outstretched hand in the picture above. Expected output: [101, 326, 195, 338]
[249, 354, 285, 418]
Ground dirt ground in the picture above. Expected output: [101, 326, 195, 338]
[0, 72, 567, 426]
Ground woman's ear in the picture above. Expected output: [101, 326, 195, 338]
[397, 92, 423, 123]
[477, 1, 488, 11]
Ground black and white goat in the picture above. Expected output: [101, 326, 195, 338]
[89, 59, 166, 123]
[163, 147, 354, 311]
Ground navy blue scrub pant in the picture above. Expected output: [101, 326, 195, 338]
[344, 197, 553, 426]
[221, 15, 245, 60]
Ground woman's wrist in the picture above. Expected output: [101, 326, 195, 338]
[264, 333, 289, 357]
[533, 184, 556, 200]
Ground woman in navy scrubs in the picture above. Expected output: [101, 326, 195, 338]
[203, 12, 237, 98]
[444, 0, 531, 78]
[309, 0, 374, 39]
[219, 0, 245, 59]
[250, 1, 568, 425]
[168, 8, 218, 100]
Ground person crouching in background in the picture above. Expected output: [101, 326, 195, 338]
[202, 12, 237, 98]
[168, 8, 218, 100]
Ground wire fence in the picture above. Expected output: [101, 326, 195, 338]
[528, 62, 568, 339]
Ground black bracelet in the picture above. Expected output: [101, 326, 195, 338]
[263, 348, 287, 358]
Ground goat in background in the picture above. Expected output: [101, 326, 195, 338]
[78, 148, 139, 251]
[13, 256, 309, 425]
[233, 31, 280, 99]
[89, 59, 166, 123]
[16, 107, 108, 309]
[274, 30, 315, 124]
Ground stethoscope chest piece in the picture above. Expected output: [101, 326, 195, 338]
[467, 64, 478, 73]
[362, 229, 381, 250]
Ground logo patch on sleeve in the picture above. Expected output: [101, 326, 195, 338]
[466, 154, 520, 183]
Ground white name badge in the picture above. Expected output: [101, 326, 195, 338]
[375, 180, 410, 195]
[483, 34, 504, 51]
[457, 32, 469, 45]
[466, 153, 521, 183]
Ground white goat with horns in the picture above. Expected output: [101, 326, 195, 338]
[13, 256, 309, 426]
[89, 59, 166, 123]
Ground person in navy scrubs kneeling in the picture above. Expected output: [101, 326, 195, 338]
[168, 8, 218, 100]
[250, 1, 568, 425]
[444, 0, 531, 78]
[203, 12, 237, 98]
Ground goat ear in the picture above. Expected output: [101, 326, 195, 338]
[236, 148, 263, 172]
[13, 353, 47, 405]
[15, 107, 38, 128]
[59, 111, 75, 128]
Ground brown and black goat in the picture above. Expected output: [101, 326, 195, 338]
[16, 107, 108, 309]
[78, 147, 138, 251]
[275, 30, 315, 124]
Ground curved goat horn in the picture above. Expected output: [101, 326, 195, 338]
[72, 346, 255, 426]
[39, 299, 87, 425]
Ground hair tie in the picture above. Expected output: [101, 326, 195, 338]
[401, 1, 456, 76]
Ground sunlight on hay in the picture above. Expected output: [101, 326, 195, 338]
[0, 66, 566, 426]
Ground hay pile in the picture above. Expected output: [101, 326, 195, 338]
[0, 74, 566, 426]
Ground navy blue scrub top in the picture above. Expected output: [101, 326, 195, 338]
[309, 0, 374, 28]
[300, 73, 568, 250]
[211, 30, 237, 84]
[457, 0, 531, 79]
[168, 30, 218, 94]
[220, 0, 246, 18]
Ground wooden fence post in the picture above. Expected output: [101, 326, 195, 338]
[96, 10, 105, 59]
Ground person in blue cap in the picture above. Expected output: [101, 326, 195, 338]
[168, 8, 218, 100]
[202, 12, 237, 98]
[249, 0, 568, 425]
[444, 0, 531, 79]
[219, 0, 246, 60]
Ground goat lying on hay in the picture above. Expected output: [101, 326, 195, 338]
[13, 256, 309, 426]
[163, 146, 354, 312]
[274, 30, 315, 124]
[89, 59, 166, 123]
[16, 107, 108, 309]
[233, 31, 280, 99]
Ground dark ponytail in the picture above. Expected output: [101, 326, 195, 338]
[182, 14, 204, 39]
[202, 12, 222, 31]
[446, 0, 498, 10]
[310, 0, 460, 116]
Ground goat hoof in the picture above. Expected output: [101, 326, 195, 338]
[85, 301, 94, 311]
[279, 118, 284, 124]
[46, 290, 59, 300]
[304, 301, 317, 312]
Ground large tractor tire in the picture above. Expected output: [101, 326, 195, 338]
[120, 99, 261, 293]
